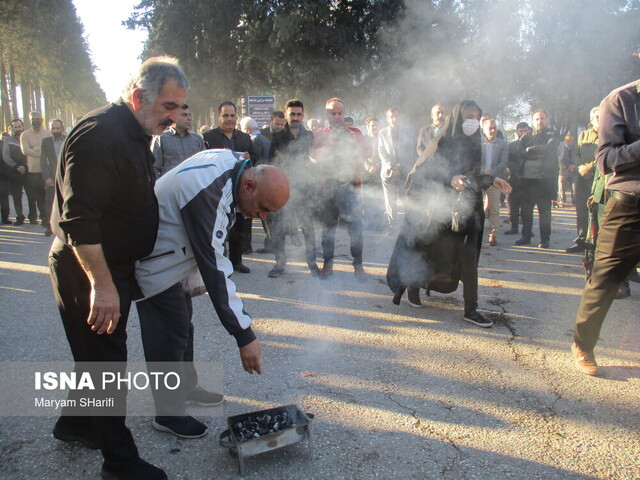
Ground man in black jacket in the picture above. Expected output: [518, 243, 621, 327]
[1, 119, 27, 224]
[259, 110, 286, 141]
[203, 101, 257, 273]
[49, 56, 188, 480]
[266, 98, 318, 277]
[515, 110, 560, 248]
[572, 79, 640, 376]
[40, 119, 66, 236]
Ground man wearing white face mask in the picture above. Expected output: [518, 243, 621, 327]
[515, 109, 561, 248]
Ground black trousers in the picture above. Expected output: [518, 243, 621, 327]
[136, 284, 198, 416]
[507, 177, 523, 230]
[228, 214, 252, 265]
[25, 172, 46, 222]
[44, 184, 55, 229]
[8, 170, 25, 218]
[0, 173, 10, 221]
[574, 174, 591, 240]
[574, 196, 640, 351]
[520, 179, 553, 241]
[270, 198, 317, 268]
[49, 240, 140, 470]
[318, 183, 363, 266]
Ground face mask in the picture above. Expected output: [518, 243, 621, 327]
[31, 119, 43, 129]
[461, 119, 479, 136]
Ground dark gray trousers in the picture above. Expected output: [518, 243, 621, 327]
[136, 283, 198, 416]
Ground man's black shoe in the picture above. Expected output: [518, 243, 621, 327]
[308, 264, 320, 277]
[28, 217, 38, 224]
[14, 215, 25, 226]
[1, 219, 12, 225]
[318, 262, 333, 279]
[52, 421, 100, 449]
[256, 247, 272, 254]
[463, 311, 493, 328]
[628, 268, 640, 283]
[185, 386, 224, 406]
[268, 265, 285, 278]
[242, 248, 253, 254]
[565, 243, 585, 253]
[614, 285, 631, 299]
[504, 228, 519, 235]
[407, 287, 423, 308]
[538, 240, 550, 249]
[152, 416, 208, 439]
[515, 237, 531, 245]
[101, 458, 167, 480]
[233, 263, 250, 274]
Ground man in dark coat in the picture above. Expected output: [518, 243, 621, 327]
[40, 119, 66, 236]
[203, 101, 257, 273]
[515, 109, 561, 248]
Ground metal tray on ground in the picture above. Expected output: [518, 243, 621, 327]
[219, 404, 314, 476]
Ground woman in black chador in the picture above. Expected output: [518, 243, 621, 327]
[386, 100, 511, 327]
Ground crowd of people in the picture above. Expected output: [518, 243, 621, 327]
[1, 54, 638, 480]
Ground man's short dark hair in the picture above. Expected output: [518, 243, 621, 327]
[516, 121, 530, 130]
[345, 116, 354, 123]
[531, 109, 548, 118]
[285, 99, 304, 110]
[50, 119, 64, 128]
[271, 110, 285, 119]
[218, 101, 236, 114]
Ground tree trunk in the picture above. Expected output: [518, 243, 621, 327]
[0, 59, 11, 130]
[21, 77, 31, 120]
[34, 78, 42, 113]
[9, 64, 19, 119]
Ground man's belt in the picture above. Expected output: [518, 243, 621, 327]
[611, 190, 640, 207]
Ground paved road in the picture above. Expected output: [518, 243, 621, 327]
[0, 206, 638, 479]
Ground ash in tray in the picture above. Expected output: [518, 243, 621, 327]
[232, 412, 292, 442]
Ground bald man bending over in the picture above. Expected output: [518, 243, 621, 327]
[134, 150, 289, 439]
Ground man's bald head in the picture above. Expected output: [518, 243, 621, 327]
[237, 165, 290, 219]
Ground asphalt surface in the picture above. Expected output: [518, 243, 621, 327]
[0, 204, 638, 480]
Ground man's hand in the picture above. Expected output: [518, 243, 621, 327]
[16, 166, 26, 175]
[368, 165, 378, 175]
[578, 164, 593, 176]
[391, 165, 402, 174]
[72, 244, 120, 335]
[88, 281, 121, 335]
[451, 175, 469, 191]
[45, 178, 54, 187]
[239, 339, 262, 374]
[493, 177, 512, 195]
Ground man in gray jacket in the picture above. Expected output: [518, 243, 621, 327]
[135, 150, 289, 438]
[378, 107, 416, 230]
[481, 118, 509, 246]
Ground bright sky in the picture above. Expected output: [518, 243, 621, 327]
[73, 0, 147, 102]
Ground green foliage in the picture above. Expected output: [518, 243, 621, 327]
[126, 0, 640, 131]
[0, 0, 105, 129]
